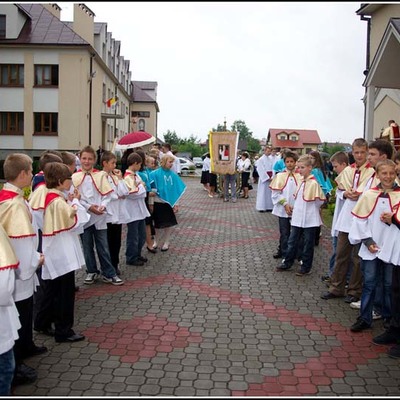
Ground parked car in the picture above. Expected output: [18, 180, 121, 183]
[178, 157, 196, 173]
[192, 157, 204, 168]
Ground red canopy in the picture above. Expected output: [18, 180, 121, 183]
[116, 131, 156, 150]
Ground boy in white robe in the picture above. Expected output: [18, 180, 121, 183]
[321, 138, 375, 303]
[40, 162, 89, 343]
[348, 160, 400, 333]
[276, 154, 325, 276]
[72, 146, 123, 286]
[0, 153, 44, 386]
[101, 151, 130, 275]
[124, 152, 150, 266]
[269, 151, 300, 260]
[0, 224, 21, 395]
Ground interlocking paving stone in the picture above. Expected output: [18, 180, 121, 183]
[11, 177, 400, 396]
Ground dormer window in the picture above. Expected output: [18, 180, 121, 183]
[0, 15, 5, 38]
[290, 135, 298, 141]
[279, 133, 287, 140]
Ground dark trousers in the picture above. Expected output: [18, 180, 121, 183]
[14, 296, 34, 364]
[33, 268, 54, 332]
[278, 217, 291, 258]
[329, 231, 362, 298]
[391, 267, 400, 331]
[107, 223, 122, 270]
[52, 271, 76, 340]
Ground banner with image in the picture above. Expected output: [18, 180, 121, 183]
[209, 131, 239, 175]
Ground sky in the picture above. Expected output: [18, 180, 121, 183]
[60, 1, 368, 144]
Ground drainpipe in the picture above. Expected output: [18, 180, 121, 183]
[89, 53, 95, 146]
[360, 15, 371, 138]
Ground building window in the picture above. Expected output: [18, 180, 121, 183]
[279, 134, 287, 140]
[138, 119, 145, 131]
[102, 83, 106, 103]
[290, 135, 298, 141]
[0, 64, 24, 86]
[34, 65, 59, 86]
[34, 112, 58, 135]
[0, 15, 5, 38]
[0, 112, 24, 135]
[131, 111, 150, 118]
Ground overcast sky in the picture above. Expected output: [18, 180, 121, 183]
[61, 2, 367, 144]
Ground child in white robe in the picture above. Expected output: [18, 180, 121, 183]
[348, 159, 400, 333]
[269, 151, 300, 260]
[276, 154, 325, 276]
[40, 162, 89, 343]
[0, 224, 21, 395]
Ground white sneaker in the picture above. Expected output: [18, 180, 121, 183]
[350, 300, 361, 309]
[372, 310, 382, 320]
[84, 272, 99, 285]
[102, 275, 124, 286]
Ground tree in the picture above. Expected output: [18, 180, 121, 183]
[163, 130, 180, 146]
[231, 120, 253, 141]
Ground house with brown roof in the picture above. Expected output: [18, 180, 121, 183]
[266, 128, 322, 155]
[0, 3, 159, 160]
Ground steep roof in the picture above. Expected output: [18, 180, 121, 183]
[0, 3, 88, 46]
[132, 81, 156, 102]
[268, 128, 322, 149]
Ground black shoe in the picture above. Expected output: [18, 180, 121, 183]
[55, 333, 85, 343]
[321, 274, 331, 283]
[383, 318, 391, 330]
[321, 291, 343, 300]
[344, 295, 359, 304]
[34, 327, 55, 337]
[24, 345, 48, 358]
[139, 256, 148, 262]
[127, 259, 145, 266]
[12, 363, 37, 386]
[276, 263, 291, 271]
[146, 246, 157, 254]
[273, 252, 282, 259]
[372, 329, 400, 346]
[388, 344, 400, 359]
[350, 318, 371, 332]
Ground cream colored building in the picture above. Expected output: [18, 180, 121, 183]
[0, 3, 159, 162]
[357, 3, 400, 142]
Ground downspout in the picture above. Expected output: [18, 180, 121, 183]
[89, 53, 95, 146]
[360, 15, 371, 138]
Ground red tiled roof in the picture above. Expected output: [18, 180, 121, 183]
[268, 128, 322, 148]
[0, 4, 88, 46]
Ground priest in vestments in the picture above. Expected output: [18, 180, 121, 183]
[255, 146, 274, 212]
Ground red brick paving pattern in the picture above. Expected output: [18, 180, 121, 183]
[76, 273, 387, 396]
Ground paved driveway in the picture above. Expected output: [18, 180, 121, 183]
[14, 176, 400, 396]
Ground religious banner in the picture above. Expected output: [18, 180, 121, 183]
[209, 130, 239, 174]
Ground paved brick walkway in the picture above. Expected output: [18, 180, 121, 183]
[13, 177, 400, 396]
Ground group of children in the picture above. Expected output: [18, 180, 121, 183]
[0, 144, 186, 395]
[269, 138, 400, 359]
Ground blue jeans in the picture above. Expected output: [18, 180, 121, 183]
[126, 219, 146, 264]
[360, 258, 392, 326]
[278, 217, 291, 258]
[80, 225, 117, 278]
[0, 348, 15, 395]
[284, 226, 317, 272]
[224, 174, 237, 200]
